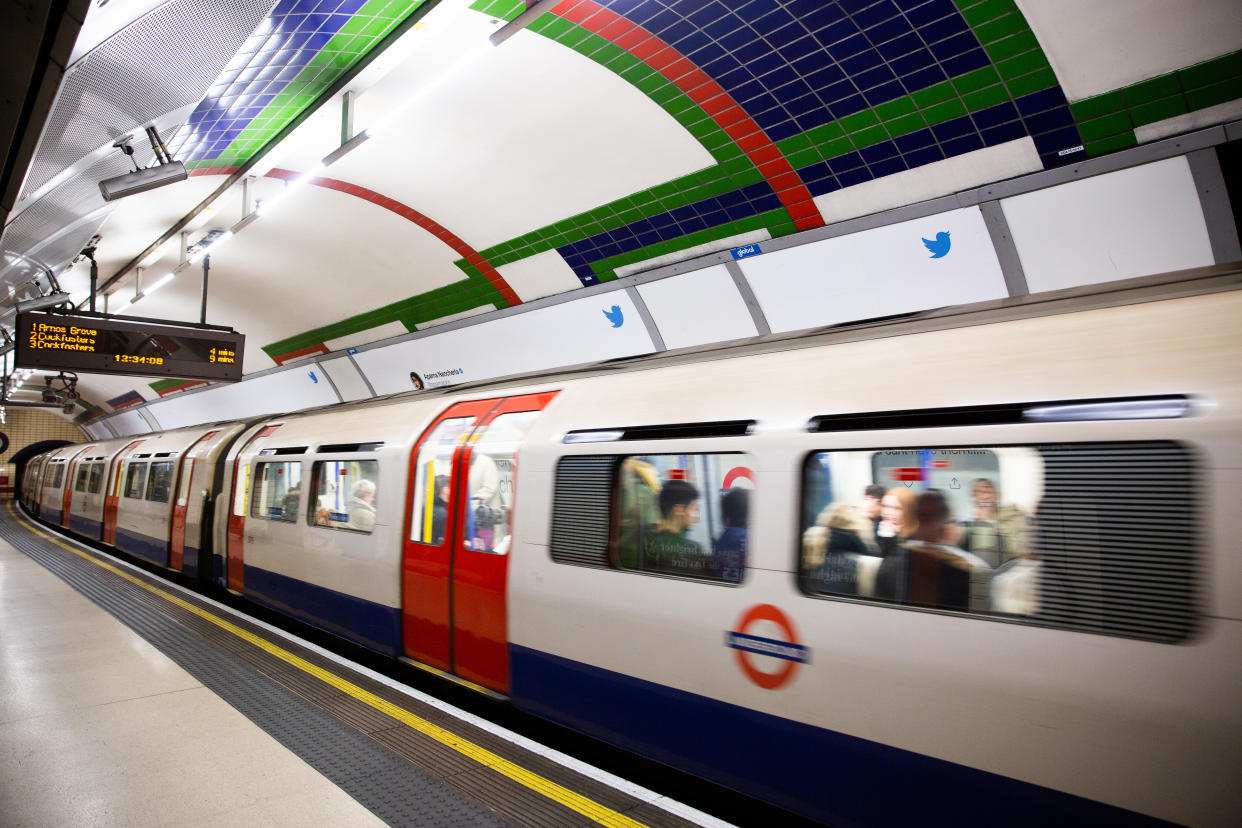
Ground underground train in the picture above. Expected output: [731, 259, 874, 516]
[21, 269, 1242, 827]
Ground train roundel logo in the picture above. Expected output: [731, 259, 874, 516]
[726, 603, 810, 690]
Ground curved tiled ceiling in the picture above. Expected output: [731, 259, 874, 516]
[1, 0, 1240, 420]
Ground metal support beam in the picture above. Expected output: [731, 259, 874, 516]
[341, 91, 355, 146]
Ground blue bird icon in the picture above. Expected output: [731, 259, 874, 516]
[603, 305, 624, 327]
[922, 231, 951, 258]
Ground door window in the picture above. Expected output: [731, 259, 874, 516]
[464, 411, 540, 553]
[124, 463, 148, 499]
[250, 461, 304, 522]
[411, 417, 475, 545]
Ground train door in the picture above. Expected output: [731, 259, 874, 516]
[226, 424, 281, 591]
[169, 431, 219, 571]
[60, 445, 96, 528]
[103, 441, 144, 543]
[402, 392, 557, 693]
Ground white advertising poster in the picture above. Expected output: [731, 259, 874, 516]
[739, 205, 1008, 333]
[1001, 157, 1214, 293]
[637, 264, 759, 350]
[353, 289, 656, 396]
[145, 364, 339, 429]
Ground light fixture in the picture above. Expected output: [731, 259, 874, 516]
[489, 0, 560, 47]
[144, 273, 175, 295]
[16, 291, 71, 313]
[98, 126, 187, 202]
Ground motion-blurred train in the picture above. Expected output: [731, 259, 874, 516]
[21, 268, 1242, 826]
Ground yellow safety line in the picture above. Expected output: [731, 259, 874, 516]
[9, 505, 647, 828]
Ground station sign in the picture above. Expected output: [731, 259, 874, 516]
[15, 311, 244, 382]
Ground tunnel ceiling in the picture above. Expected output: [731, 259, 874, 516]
[2, 0, 1241, 420]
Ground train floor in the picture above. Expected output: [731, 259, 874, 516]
[0, 504, 730, 828]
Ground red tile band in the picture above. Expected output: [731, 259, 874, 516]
[552, 0, 824, 231]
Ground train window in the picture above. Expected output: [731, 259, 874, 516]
[87, 463, 103, 494]
[411, 417, 475, 545]
[146, 461, 175, 503]
[798, 442, 1198, 643]
[250, 461, 303, 523]
[309, 460, 378, 533]
[74, 466, 90, 492]
[464, 411, 541, 554]
[124, 463, 148, 499]
[550, 453, 753, 584]
[48, 463, 65, 489]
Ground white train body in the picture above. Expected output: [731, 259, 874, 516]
[23, 275, 1242, 826]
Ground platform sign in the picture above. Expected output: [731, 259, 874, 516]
[15, 311, 244, 382]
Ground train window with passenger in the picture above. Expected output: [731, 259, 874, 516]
[411, 417, 474, 545]
[310, 460, 378, 533]
[124, 463, 148, 499]
[550, 453, 753, 584]
[250, 461, 303, 523]
[798, 442, 1197, 642]
[146, 461, 175, 503]
[74, 466, 90, 492]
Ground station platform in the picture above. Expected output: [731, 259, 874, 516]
[0, 504, 728, 827]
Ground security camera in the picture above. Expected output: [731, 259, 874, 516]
[62, 402, 76, 414]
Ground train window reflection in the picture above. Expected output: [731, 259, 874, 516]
[799, 442, 1197, 642]
[74, 466, 90, 492]
[49, 463, 64, 489]
[614, 453, 752, 584]
[124, 463, 147, 499]
[88, 463, 103, 494]
[311, 460, 378, 533]
[465, 411, 540, 554]
[250, 461, 303, 523]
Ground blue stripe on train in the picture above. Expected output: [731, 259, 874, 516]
[508, 645, 1175, 828]
[69, 513, 102, 538]
[42, 505, 63, 524]
[116, 527, 169, 567]
[243, 565, 401, 657]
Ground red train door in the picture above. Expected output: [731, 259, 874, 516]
[169, 431, 219, 571]
[226, 424, 280, 591]
[402, 392, 557, 693]
[103, 441, 144, 544]
[60, 445, 96, 527]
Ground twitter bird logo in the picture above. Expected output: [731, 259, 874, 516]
[603, 305, 624, 328]
[922, 231, 951, 258]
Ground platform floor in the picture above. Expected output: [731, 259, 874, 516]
[0, 505, 725, 827]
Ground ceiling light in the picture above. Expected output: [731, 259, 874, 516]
[144, 273, 175, 295]
[99, 126, 187, 202]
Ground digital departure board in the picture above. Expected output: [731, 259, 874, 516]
[15, 311, 245, 381]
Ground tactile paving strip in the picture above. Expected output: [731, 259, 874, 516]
[2, 507, 709, 828]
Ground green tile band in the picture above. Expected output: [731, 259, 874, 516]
[1070, 50, 1242, 155]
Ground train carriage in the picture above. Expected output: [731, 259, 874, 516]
[21, 272, 1242, 826]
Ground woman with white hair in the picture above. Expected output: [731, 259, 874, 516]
[348, 478, 377, 532]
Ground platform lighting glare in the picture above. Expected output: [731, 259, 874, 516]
[255, 166, 325, 217]
[363, 44, 491, 141]
[1023, 398, 1192, 422]
[144, 272, 175, 295]
[562, 430, 624, 444]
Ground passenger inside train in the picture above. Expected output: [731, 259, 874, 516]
[802, 447, 1037, 617]
[614, 454, 750, 584]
